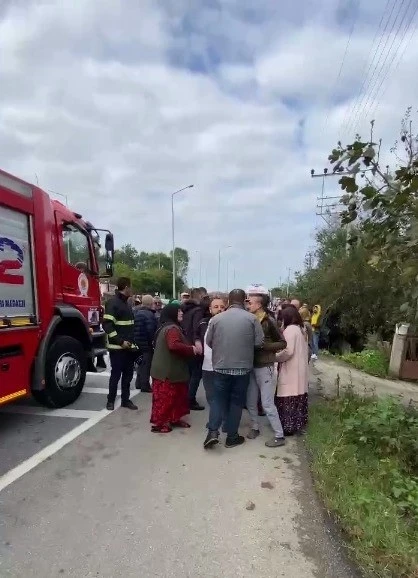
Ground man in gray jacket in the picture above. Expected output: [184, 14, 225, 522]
[204, 289, 264, 449]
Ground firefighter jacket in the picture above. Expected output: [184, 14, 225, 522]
[103, 292, 137, 350]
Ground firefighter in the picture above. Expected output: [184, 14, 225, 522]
[103, 277, 139, 411]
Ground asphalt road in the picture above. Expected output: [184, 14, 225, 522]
[0, 369, 360, 578]
[0, 369, 117, 479]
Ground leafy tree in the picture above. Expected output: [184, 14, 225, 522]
[328, 108, 418, 323]
[113, 244, 140, 269]
[270, 283, 298, 298]
[111, 247, 189, 296]
[137, 252, 171, 271]
[169, 247, 189, 280]
[293, 225, 403, 347]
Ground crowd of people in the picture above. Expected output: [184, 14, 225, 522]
[102, 278, 322, 449]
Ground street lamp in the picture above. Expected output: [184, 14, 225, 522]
[226, 257, 234, 293]
[171, 185, 194, 298]
[217, 245, 231, 291]
[195, 250, 202, 286]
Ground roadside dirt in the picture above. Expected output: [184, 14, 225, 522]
[312, 356, 418, 403]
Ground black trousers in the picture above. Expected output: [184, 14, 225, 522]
[135, 350, 153, 390]
[108, 350, 135, 404]
[187, 356, 203, 403]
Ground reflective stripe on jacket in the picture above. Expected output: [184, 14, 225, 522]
[103, 292, 135, 350]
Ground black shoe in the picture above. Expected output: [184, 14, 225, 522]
[204, 431, 219, 449]
[106, 402, 114, 411]
[121, 400, 138, 410]
[225, 435, 245, 448]
[190, 401, 205, 411]
[141, 387, 152, 393]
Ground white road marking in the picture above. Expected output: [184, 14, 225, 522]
[83, 387, 109, 395]
[0, 406, 101, 419]
[88, 370, 111, 377]
[0, 392, 139, 493]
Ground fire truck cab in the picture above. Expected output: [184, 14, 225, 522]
[0, 168, 114, 408]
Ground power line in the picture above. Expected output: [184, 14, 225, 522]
[370, 6, 418, 120]
[366, 0, 418, 122]
[352, 0, 416, 133]
[345, 0, 407, 136]
[323, 0, 360, 131]
[339, 0, 396, 139]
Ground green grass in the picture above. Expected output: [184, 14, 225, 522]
[306, 395, 418, 577]
[341, 348, 389, 378]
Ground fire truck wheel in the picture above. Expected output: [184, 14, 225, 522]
[33, 336, 87, 408]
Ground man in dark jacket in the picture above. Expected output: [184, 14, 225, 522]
[181, 287, 208, 410]
[103, 277, 139, 411]
[133, 294, 157, 392]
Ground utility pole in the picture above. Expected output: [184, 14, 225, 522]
[311, 167, 372, 226]
[286, 267, 291, 298]
[311, 169, 343, 226]
[311, 167, 364, 252]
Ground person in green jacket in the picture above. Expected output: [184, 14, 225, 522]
[150, 303, 198, 433]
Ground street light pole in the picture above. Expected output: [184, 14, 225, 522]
[217, 245, 231, 291]
[199, 252, 202, 286]
[226, 259, 229, 293]
[217, 248, 221, 291]
[171, 185, 194, 299]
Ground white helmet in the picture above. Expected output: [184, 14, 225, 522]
[246, 283, 269, 296]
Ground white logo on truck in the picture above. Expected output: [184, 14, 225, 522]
[0, 207, 35, 317]
[78, 273, 89, 296]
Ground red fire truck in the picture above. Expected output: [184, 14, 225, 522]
[0, 168, 114, 407]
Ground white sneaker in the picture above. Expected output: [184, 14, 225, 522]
[311, 354, 318, 361]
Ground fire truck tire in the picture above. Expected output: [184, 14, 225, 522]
[33, 336, 87, 408]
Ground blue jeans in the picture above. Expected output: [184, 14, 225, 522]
[202, 370, 215, 407]
[207, 371, 250, 437]
[203, 370, 227, 431]
[312, 330, 320, 356]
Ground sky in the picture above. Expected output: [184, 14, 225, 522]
[1, 0, 417, 292]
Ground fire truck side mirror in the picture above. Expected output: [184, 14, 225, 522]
[105, 233, 114, 253]
[104, 233, 114, 276]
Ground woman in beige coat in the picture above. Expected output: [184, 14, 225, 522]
[275, 306, 309, 435]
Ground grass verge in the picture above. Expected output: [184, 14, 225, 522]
[306, 394, 418, 577]
[340, 349, 389, 378]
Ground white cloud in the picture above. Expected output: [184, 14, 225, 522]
[0, 0, 417, 293]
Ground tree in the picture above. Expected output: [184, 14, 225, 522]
[328, 108, 418, 323]
[169, 247, 189, 280]
[270, 283, 298, 298]
[113, 244, 140, 269]
[111, 247, 189, 296]
[137, 252, 172, 271]
[293, 224, 402, 347]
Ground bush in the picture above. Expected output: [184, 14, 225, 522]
[307, 394, 418, 577]
[343, 396, 418, 474]
[341, 348, 389, 377]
